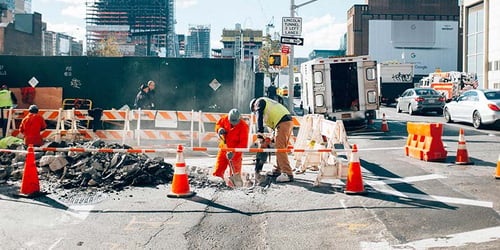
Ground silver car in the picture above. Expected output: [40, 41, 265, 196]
[443, 89, 500, 129]
[396, 88, 446, 115]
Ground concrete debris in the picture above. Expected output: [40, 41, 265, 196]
[0, 139, 233, 193]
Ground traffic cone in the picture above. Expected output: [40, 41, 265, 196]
[167, 145, 196, 198]
[455, 129, 473, 165]
[381, 113, 389, 132]
[344, 144, 366, 195]
[18, 145, 45, 198]
[495, 154, 500, 179]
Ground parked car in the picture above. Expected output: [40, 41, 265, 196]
[396, 88, 446, 115]
[443, 89, 500, 129]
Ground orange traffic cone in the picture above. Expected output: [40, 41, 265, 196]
[455, 129, 473, 165]
[495, 154, 500, 179]
[344, 144, 366, 195]
[381, 113, 389, 132]
[167, 145, 196, 198]
[18, 145, 45, 198]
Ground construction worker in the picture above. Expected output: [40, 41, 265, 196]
[147, 80, 156, 109]
[19, 105, 47, 147]
[211, 109, 249, 181]
[0, 84, 18, 137]
[250, 97, 294, 182]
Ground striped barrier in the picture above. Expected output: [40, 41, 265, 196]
[5, 108, 303, 147]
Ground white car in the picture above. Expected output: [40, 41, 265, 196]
[443, 89, 500, 129]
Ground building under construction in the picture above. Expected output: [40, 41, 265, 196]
[86, 0, 176, 57]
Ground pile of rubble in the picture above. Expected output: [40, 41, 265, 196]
[0, 139, 228, 194]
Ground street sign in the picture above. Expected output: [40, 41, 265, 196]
[280, 36, 304, 46]
[282, 17, 302, 36]
[281, 45, 290, 54]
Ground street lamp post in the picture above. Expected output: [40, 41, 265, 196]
[287, 0, 318, 111]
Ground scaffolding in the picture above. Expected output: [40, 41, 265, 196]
[86, 0, 176, 57]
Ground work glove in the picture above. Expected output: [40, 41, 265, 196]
[218, 128, 227, 138]
[256, 132, 265, 140]
[226, 151, 234, 160]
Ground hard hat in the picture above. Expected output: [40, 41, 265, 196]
[28, 105, 39, 113]
[249, 98, 256, 112]
[228, 109, 240, 126]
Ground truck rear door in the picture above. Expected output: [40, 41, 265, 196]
[360, 60, 379, 111]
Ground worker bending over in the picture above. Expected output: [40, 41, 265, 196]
[211, 109, 249, 180]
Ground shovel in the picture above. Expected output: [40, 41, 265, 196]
[222, 137, 243, 187]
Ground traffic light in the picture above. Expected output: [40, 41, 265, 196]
[268, 53, 289, 68]
[280, 53, 288, 67]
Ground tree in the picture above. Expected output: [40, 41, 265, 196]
[257, 34, 282, 76]
[87, 37, 123, 57]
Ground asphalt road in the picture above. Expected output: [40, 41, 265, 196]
[0, 106, 499, 250]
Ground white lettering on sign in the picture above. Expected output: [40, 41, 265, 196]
[282, 17, 302, 36]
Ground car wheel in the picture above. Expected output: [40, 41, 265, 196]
[408, 105, 415, 115]
[396, 103, 402, 113]
[473, 111, 483, 129]
[444, 108, 453, 123]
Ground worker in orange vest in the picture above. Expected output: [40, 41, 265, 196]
[211, 109, 249, 181]
[19, 105, 47, 146]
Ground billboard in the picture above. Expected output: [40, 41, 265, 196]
[369, 20, 458, 75]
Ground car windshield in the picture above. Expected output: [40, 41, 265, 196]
[484, 91, 500, 100]
[415, 89, 437, 96]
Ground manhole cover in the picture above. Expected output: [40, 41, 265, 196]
[59, 192, 108, 205]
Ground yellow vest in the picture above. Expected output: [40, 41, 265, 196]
[259, 97, 290, 129]
[0, 90, 13, 108]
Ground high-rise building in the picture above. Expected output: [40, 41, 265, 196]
[461, 0, 498, 89]
[42, 30, 83, 56]
[0, 0, 30, 13]
[86, 0, 175, 57]
[217, 24, 263, 60]
[347, 0, 461, 79]
[185, 25, 210, 58]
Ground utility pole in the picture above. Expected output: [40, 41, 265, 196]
[287, 0, 319, 111]
[288, 0, 295, 111]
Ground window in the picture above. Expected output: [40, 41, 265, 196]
[367, 90, 377, 104]
[315, 94, 324, 107]
[313, 71, 323, 84]
[366, 68, 376, 81]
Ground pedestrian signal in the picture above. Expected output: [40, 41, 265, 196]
[269, 53, 281, 66]
[269, 53, 289, 68]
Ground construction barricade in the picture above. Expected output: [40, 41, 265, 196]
[5, 107, 303, 148]
[292, 114, 350, 186]
[405, 122, 447, 162]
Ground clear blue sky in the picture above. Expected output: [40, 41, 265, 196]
[31, 0, 365, 57]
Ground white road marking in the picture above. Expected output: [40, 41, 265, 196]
[373, 188, 493, 208]
[365, 174, 446, 186]
[393, 225, 500, 248]
[339, 199, 347, 209]
[65, 204, 94, 220]
[48, 238, 63, 250]
[363, 173, 492, 208]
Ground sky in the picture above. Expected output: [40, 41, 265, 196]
[31, 0, 366, 58]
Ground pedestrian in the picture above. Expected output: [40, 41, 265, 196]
[147, 80, 156, 109]
[0, 84, 18, 137]
[19, 105, 47, 147]
[211, 109, 249, 181]
[250, 97, 294, 182]
[267, 82, 278, 101]
[133, 83, 153, 110]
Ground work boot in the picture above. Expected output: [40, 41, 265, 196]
[266, 169, 281, 177]
[208, 175, 224, 184]
[276, 173, 294, 183]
